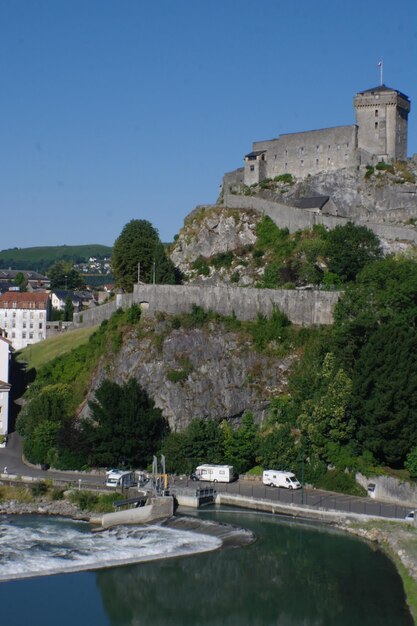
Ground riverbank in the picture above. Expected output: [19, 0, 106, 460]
[1, 489, 416, 623]
[341, 520, 417, 624]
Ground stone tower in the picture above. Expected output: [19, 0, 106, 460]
[354, 85, 411, 162]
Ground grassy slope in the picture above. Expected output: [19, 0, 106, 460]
[0, 244, 112, 270]
[17, 326, 98, 370]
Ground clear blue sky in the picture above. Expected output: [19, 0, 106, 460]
[1, 0, 416, 250]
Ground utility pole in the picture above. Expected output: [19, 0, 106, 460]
[137, 262, 140, 284]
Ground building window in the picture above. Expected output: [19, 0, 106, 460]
[23, 322, 26, 328]
[22, 332, 26, 339]
[375, 110, 379, 117]
[12, 312, 16, 318]
[316, 159, 319, 166]
[300, 147, 304, 153]
[39, 312, 44, 319]
[316, 145, 319, 151]
[30, 312, 34, 319]
[29, 332, 33, 339]
[250, 165, 255, 172]
[39, 323, 43, 329]
[328, 157, 331, 164]
[301, 160, 304, 166]
[23, 311, 27, 318]
[375, 122, 378, 129]
[285, 162, 288, 168]
[12, 332, 15, 338]
[274, 154, 277, 160]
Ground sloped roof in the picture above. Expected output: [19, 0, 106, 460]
[0, 269, 49, 281]
[292, 196, 330, 210]
[357, 84, 410, 101]
[245, 150, 266, 158]
[0, 292, 50, 309]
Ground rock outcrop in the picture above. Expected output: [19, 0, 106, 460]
[78, 320, 295, 430]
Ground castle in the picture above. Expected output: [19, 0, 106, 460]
[241, 85, 411, 185]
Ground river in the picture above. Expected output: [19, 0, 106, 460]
[0, 507, 412, 626]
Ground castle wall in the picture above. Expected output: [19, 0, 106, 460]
[245, 125, 358, 184]
[73, 284, 341, 328]
[222, 194, 417, 244]
[132, 284, 340, 325]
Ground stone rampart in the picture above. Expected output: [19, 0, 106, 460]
[133, 284, 340, 326]
[223, 194, 417, 243]
[73, 293, 133, 328]
[73, 284, 340, 329]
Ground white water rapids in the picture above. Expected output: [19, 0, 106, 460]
[0, 515, 222, 582]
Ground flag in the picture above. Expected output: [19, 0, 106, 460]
[377, 60, 383, 67]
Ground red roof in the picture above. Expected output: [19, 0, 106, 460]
[0, 292, 49, 310]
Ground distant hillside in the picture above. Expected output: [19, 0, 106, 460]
[0, 244, 112, 273]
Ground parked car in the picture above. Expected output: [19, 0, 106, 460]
[405, 510, 415, 523]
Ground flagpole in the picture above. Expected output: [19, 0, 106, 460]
[379, 60, 384, 86]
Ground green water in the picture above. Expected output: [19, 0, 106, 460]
[0, 508, 413, 626]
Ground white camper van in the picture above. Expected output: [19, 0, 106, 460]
[105, 469, 135, 489]
[262, 470, 301, 490]
[195, 464, 234, 483]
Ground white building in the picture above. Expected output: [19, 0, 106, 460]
[0, 336, 11, 437]
[0, 292, 51, 350]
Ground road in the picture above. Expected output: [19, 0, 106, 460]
[0, 437, 412, 520]
[0, 432, 105, 487]
[174, 476, 412, 521]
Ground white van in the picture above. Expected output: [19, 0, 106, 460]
[262, 470, 301, 490]
[195, 464, 234, 483]
[105, 469, 135, 489]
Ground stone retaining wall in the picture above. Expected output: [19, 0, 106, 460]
[356, 473, 417, 508]
[223, 194, 417, 243]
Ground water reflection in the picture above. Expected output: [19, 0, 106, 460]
[96, 510, 413, 626]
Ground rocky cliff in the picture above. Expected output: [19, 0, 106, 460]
[79, 317, 295, 430]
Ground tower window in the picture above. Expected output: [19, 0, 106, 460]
[250, 165, 255, 172]
[375, 122, 378, 129]
[375, 110, 379, 117]
[316, 159, 319, 166]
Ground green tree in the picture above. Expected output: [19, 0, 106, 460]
[298, 353, 354, 463]
[324, 222, 382, 282]
[83, 378, 169, 468]
[17, 383, 72, 436]
[405, 447, 417, 479]
[112, 219, 177, 292]
[351, 322, 417, 466]
[63, 296, 74, 321]
[333, 257, 417, 370]
[222, 412, 258, 474]
[14, 272, 28, 291]
[257, 422, 298, 471]
[48, 261, 84, 289]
